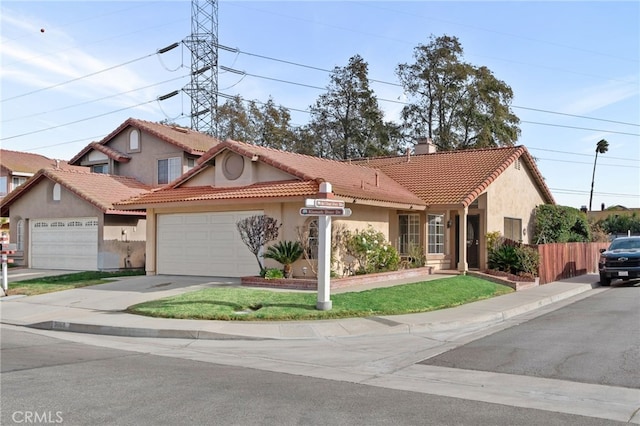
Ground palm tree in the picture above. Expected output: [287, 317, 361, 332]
[589, 139, 609, 211]
[264, 240, 303, 278]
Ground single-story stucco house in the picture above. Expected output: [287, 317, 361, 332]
[115, 137, 555, 278]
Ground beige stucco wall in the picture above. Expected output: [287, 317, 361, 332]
[7, 178, 145, 270]
[144, 199, 394, 278]
[75, 128, 198, 186]
[185, 154, 298, 188]
[102, 216, 147, 270]
[484, 160, 547, 245]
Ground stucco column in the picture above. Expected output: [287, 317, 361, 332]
[146, 209, 156, 276]
[457, 207, 469, 272]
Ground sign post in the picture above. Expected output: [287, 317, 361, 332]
[301, 183, 351, 311]
[1, 233, 15, 295]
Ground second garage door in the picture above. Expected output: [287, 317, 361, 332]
[31, 218, 99, 270]
[157, 211, 262, 277]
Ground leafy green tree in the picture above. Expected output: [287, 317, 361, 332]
[533, 205, 590, 243]
[217, 96, 296, 150]
[598, 212, 640, 235]
[217, 95, 253, 142]
[306, 55, 402, 159]
[588, 139, 609, 211]
[396, 34, 520, 151]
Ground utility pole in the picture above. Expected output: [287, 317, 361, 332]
[185, 0, 218, 136]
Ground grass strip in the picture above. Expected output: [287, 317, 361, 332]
[7, 270, 145, 296]
[127, 275, 513, 321]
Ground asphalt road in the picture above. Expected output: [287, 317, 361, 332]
[421, 282, 640, 389]
[1, 327, 624, 426]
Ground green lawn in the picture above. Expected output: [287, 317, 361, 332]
[7, 270, 145, 296]
[127, 275, 514, 321]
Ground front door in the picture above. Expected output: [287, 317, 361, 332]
[467, 214, 480, 269]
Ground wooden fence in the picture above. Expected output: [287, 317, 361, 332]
[536, 242, 609, 285]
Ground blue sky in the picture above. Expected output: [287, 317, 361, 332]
[1, 1, 638, 210]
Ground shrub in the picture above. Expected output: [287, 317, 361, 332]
[344, 226, 400, 274]
[263, 268, 284, 280]
[487, 236, 539, 277]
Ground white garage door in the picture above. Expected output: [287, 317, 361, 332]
[31, 218, 98, 270]
[157, 211, 262, 277]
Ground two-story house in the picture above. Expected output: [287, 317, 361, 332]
[0, 118, 220, 270]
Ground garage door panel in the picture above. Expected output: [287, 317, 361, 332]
[157, 211, 261, 277]
[31, 218, 98, 270]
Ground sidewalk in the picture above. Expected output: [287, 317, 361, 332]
[0, 270, 601, 340]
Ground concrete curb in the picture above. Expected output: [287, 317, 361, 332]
[18, 284, 596, 341]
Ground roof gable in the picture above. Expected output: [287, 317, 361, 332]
[1, 168, 151, 216]
[167, 139, 426, 206]
[353, 146, 555, 207]
[69, 118, 221, 164]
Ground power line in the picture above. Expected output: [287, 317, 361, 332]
[0, 98, 159, 141]
[520, 121, 639, 137]
[220, 43, 639, 128]
[1, 75, 189, 123]
[1, 51, 160, 103]
[528, 147, 638, 163]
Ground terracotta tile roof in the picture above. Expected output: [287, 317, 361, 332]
[0, 168, 150, 216]
[116, 180, 320, 207]
[0, 149, 82, 173]
[171, 139, 426, 207]
[352, 146, 555, 207]
[69, 118, 220, 164]
[87, 142, 131, 162]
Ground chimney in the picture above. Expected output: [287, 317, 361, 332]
[375, 171, 379, 187]
[406, 147, 411, 162]
[414, 137, 437, 155]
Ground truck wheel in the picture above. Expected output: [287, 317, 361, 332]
[599, 273, 611, 286]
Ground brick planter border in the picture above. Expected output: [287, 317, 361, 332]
[241, 266, 435, 291]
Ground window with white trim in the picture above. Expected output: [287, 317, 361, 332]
[504, 217, 522, 241]
[157, 157, 181, 185]
[428, 214, 445, 254]
[53, 183, 61, 201]
[398, 214, 420, 255]
[129, 129, 140, 151]
[306, 218, 319, 259]
[11, 176, 27, 190]
[0, 177, 7, 195]
[92, 164, 109, 174]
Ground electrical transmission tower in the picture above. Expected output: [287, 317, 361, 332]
[185, 0, 218, 136]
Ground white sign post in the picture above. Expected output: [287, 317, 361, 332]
[301, 182, 351, 311]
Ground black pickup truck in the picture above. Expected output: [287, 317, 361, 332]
[598, 236, 640, 286]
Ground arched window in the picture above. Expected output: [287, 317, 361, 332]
[53, 183, 61, 201]
[129, 129, 140, 151]
[17, 220, 24, 251]
[307, 218, 319, 259]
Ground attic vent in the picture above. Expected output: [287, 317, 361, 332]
[515, 159, 521, 170]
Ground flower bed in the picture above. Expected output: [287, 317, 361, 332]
[467, 270, 539, 291]
[241, 266, 435, 291]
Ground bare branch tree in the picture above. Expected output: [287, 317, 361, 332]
[236, 215, 281, 273]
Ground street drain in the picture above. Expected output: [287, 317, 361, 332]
[151, 282, 172, 288]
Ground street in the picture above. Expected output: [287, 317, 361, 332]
[1, 283, 638, 425]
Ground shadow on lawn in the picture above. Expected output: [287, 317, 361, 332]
[138, 299, 316, 312]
